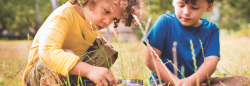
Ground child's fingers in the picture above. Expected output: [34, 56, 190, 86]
[95, 38, 107, 46]
[101, 79, 109, 86]
[98, 38, 107, 44]
[177, 79, 184, 86]
[95, 80, 103, 86]
[101, 37, 107, 43]
[93, 45, 98, 49]
[201, 83, 206, 86]
[111, 72, 117, 86]
[106, 73, 117, 86]
[114, 76, 117, 86]
[106, 77, 114, 86]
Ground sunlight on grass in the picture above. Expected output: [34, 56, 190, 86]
[110, 41, 150, 85]
[0, 36, 250, 85]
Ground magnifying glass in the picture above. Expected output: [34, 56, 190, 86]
[117, 79, 143, 85]
[84, 79, 143, 85]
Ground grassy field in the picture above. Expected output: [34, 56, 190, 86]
[0, 36, 250, 86]
[0, 40, 32, 86]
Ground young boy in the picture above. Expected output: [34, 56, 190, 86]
[23, 0, 141, 86]
[144, 0, 250, 86]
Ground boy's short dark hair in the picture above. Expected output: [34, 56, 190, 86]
[182, 0, 214, 4]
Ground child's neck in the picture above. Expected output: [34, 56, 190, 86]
[190, 19, 202, 27]
[73, 5, 85, 20]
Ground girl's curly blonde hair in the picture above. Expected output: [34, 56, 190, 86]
[68, 0, 141, 29]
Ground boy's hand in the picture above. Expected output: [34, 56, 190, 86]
[93, 37, 107, 49]
[86, 66, 117, 86]
[177, 78, 207, 86]
[176, 78, 191, 86]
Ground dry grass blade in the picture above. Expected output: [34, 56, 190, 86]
[144, 64, 158, 85]
[199, 39, 210, 86]
[172, 42, 178, 77]
[219, 81, 226, 86]
[132, 14, 164, 85]
[132, 14, 189, 85]
[132, 15, 145, 36]
[190, 40, 199, 86]
[220, 66, 250, 85]
[6, 62, 25, 86]
[143, 17, 152, 40]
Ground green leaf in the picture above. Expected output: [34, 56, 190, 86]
[82, 29, 85, 40]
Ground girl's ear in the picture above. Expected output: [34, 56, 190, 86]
[206, 2, 214, 12]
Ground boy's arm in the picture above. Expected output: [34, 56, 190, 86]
[183, 56, 219, 86]
[145, 46, 180, 86]
[182, 24, 220, 86]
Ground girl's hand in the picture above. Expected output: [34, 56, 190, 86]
[93, 37, 107, 48]
[200, 82, 207, 86]
[86, 66, 117, 86]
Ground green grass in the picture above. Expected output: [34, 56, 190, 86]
[0, 40, 31, 86]
[109, 41, 151, 85]
[216, 37, 250, 77]
[0, 35, 250, 85]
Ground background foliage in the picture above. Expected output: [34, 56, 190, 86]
[0, 0, 67, 39]
[0, 0, 250, 39]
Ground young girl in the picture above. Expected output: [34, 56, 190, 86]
[23, 0, 141, 86]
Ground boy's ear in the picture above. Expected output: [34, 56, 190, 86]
[206, 2, 214, 12]
[172, 0, 175, 7]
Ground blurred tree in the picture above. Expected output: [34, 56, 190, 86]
[0, 0, 16, 36]
[0, 0, 67, 39]
[36, 0, 41, 32]
[0, 0, 36, 39]
[144, 0, 174, 19]
[1, 0, 249, 39]
[143, 0, 250, 31]
[51, 0, 59, 11]
[216, 0, 250, 30]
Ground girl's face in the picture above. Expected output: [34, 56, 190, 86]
[83, 0, 123, 31]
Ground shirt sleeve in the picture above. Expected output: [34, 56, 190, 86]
[38, 13, 79, 77]
[204, 24, 220, 58]
[145, 15, 169, 52]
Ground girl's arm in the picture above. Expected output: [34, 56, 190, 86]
[145, 46, 180, 86]
[38, 13, 116, 86]
[69, 61, 117, 86]
[182, 56, 219, 86]
[64, 49, 117, 86]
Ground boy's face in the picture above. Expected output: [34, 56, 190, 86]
[173, 0, 213, 27]
[83, 0, 123, 31]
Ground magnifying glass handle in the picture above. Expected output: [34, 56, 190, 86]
[83, 79, 109, 83]
[83, 79, 94, 83]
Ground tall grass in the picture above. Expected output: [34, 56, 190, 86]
[190, 40, 199, 86]
[0, 35, 250, 85]
[216, 37, 250, 77]
[0, 13, 249, 86]
[0, 10, 249, 85]
[110, 41, 150, 85]
[0, 40, 31, 86]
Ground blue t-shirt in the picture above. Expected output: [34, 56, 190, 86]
[145, 14, 220, 83]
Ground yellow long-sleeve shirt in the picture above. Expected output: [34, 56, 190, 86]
[23, 2, 98, 81]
